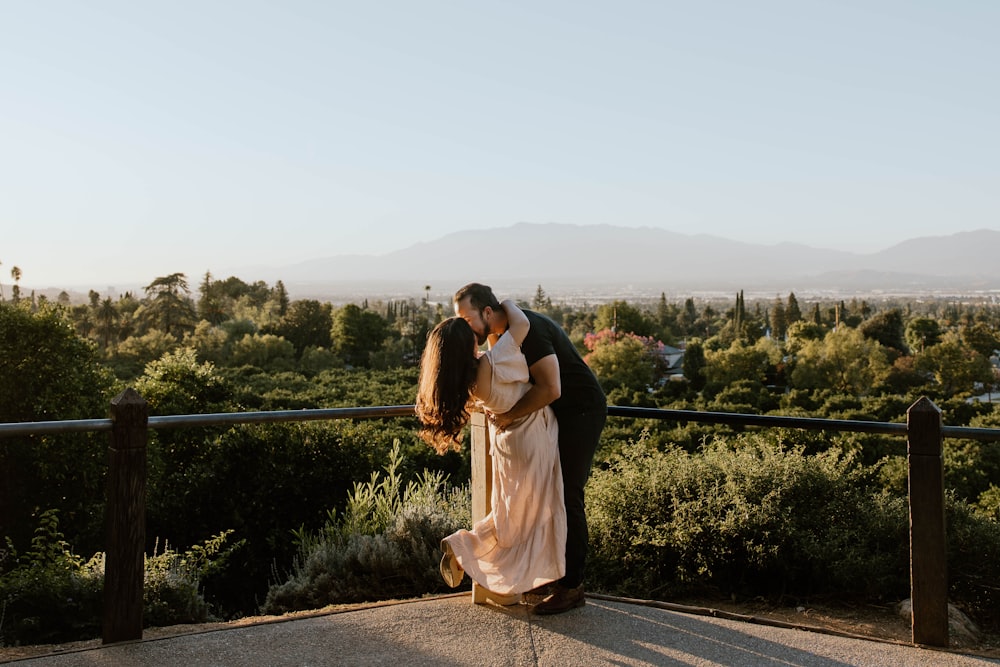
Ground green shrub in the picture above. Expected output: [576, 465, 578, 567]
[146, 419, 404, 617]
[143, 530, 242, 627]
[974, 485, 1000, 521]
[947, 497, 1000, 630]
[0, 510, 238, 646]
[944, 439, 1000, 503]
[586, 433, 910, 601]
[262, 442, 469, 614]
[0, 303, 116, 556]
[588, 432, 1000, 630]
[0, 510, 103, 645]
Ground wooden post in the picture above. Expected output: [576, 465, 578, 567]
[103, 388, 148, 644]
[469, 411, 493, 604]
[907, 397, 948, 647]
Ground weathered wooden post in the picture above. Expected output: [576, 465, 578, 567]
[907, 397, 948, 646]
[103, 388, 148, 644]
[469, 410, 493, 604]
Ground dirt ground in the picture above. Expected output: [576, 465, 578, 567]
[2, 596, 999, 662]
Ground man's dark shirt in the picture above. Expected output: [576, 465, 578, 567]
[519, 309, 606, 415]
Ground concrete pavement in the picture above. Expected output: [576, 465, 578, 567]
[5, 593, 1000, 666]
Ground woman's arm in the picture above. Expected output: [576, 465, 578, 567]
[501, 299, 529, 346]
[472, 350, 493, 402]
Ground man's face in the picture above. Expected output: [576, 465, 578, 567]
[455, 296, 489, 346]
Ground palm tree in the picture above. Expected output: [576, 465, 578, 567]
[10, 266, 22, 302]
[97, 297, 120, 353]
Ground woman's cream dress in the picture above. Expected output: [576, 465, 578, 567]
[443, 332, 566, 595]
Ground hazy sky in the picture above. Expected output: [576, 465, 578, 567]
[2, 1, 998, 289]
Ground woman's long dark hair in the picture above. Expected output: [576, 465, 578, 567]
[415, 317, 479, 454]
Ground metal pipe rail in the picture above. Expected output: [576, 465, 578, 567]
[5, 405, 999, 441]
[607, 405, 1000, 441]
[0, 406, 417, 439]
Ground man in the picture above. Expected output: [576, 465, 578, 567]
[454, 283, 607, 614]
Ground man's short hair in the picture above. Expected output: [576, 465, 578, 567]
[453, 283, 501, 312]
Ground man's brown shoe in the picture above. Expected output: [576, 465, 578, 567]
[532, 584, 585, 615]
[523, 582, 553, 601]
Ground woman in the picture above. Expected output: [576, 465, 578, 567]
[415, 300, 566, 603]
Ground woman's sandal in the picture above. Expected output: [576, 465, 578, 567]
[439, 540, 464, 588]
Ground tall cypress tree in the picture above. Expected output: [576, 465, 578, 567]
[786, 292, 802, 323]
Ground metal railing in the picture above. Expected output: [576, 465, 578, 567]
[0, 405, 416, 438]
[4, 391, 999, 647]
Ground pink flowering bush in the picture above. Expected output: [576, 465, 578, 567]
[583, 328, 666, 354]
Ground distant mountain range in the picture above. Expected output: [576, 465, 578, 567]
[28, 224, 1000, 303]
[253, 224, 1000, 298]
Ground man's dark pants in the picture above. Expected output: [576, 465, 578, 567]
[555, 407, 607, 589]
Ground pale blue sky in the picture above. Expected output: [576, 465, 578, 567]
[2, 1, 998, 289]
